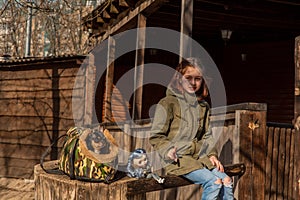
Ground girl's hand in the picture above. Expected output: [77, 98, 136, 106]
[167, 147, 178, 162]
[209, 156, 224, 172]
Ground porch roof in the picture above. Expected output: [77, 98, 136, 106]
[82, 0, 300, 43]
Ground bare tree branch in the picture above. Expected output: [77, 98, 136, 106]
[0, 0, 92, 57]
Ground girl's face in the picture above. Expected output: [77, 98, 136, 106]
[181, 66, 203, 94]
[132, 154, 148, 169]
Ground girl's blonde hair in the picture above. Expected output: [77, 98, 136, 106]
[169, 57, 209, 100]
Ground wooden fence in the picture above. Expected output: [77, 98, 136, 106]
[0, 56, 86, 178]
[265, 122, 300, 200]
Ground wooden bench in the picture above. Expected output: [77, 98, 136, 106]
[35, 102, 266, 199]
[34, 160, 245, 200]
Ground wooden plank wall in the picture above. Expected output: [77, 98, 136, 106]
[219, 40, 295, 123]
[265, 124, 299, 200]
[0, 59, 84, 178]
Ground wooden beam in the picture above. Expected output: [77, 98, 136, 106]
[119, 0, 130, 7]
[103, 36, 116, 122]
[102, 10, 111, 19]
[110, 3, 119, 14]
[132, 13, 146, 120]
[97, 17, 105, 23]
[99, 0, 168, 43]
[83, 54, 96, 125]
[180, 0, 194, 61]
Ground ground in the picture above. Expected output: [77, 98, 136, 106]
[0, 177, 34, 200]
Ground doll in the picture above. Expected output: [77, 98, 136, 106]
[127, 148, 165, 184]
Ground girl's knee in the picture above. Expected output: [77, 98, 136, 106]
[223, 176, 233, 188]
[211, 178, 223, 190]
[214, 178, 223, 185]
[210, 176, 233, 188]
[204, 178, 222, 190]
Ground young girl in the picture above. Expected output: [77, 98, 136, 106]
[149, 57, 233, 199]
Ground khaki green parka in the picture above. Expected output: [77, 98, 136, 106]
[149, 88, 218, 176]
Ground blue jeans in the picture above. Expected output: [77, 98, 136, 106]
[183, 168, 234, 200]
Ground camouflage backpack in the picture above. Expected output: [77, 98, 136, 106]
[41, 126, 121, 183]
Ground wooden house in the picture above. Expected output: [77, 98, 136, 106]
[1, 1, 300, 199]
[82, 0, 300, 124]
[75, 1, 300, 199]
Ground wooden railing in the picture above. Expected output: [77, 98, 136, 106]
[99, 102, 268, 200]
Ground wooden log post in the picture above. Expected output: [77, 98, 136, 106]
[132, 13, 146, 121]
[103, 36, 116, 122]
[210, 102, 267, 199]
[295, 129, 300, 200]
[84, 54, 97, 125]
[234, 103, 267, 200]
[179, 0, 193, 61]
[73, 55, 96, 127]
[294, 36, 300, 200]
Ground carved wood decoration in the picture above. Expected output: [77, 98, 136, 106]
[82, 0, 168, 45]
